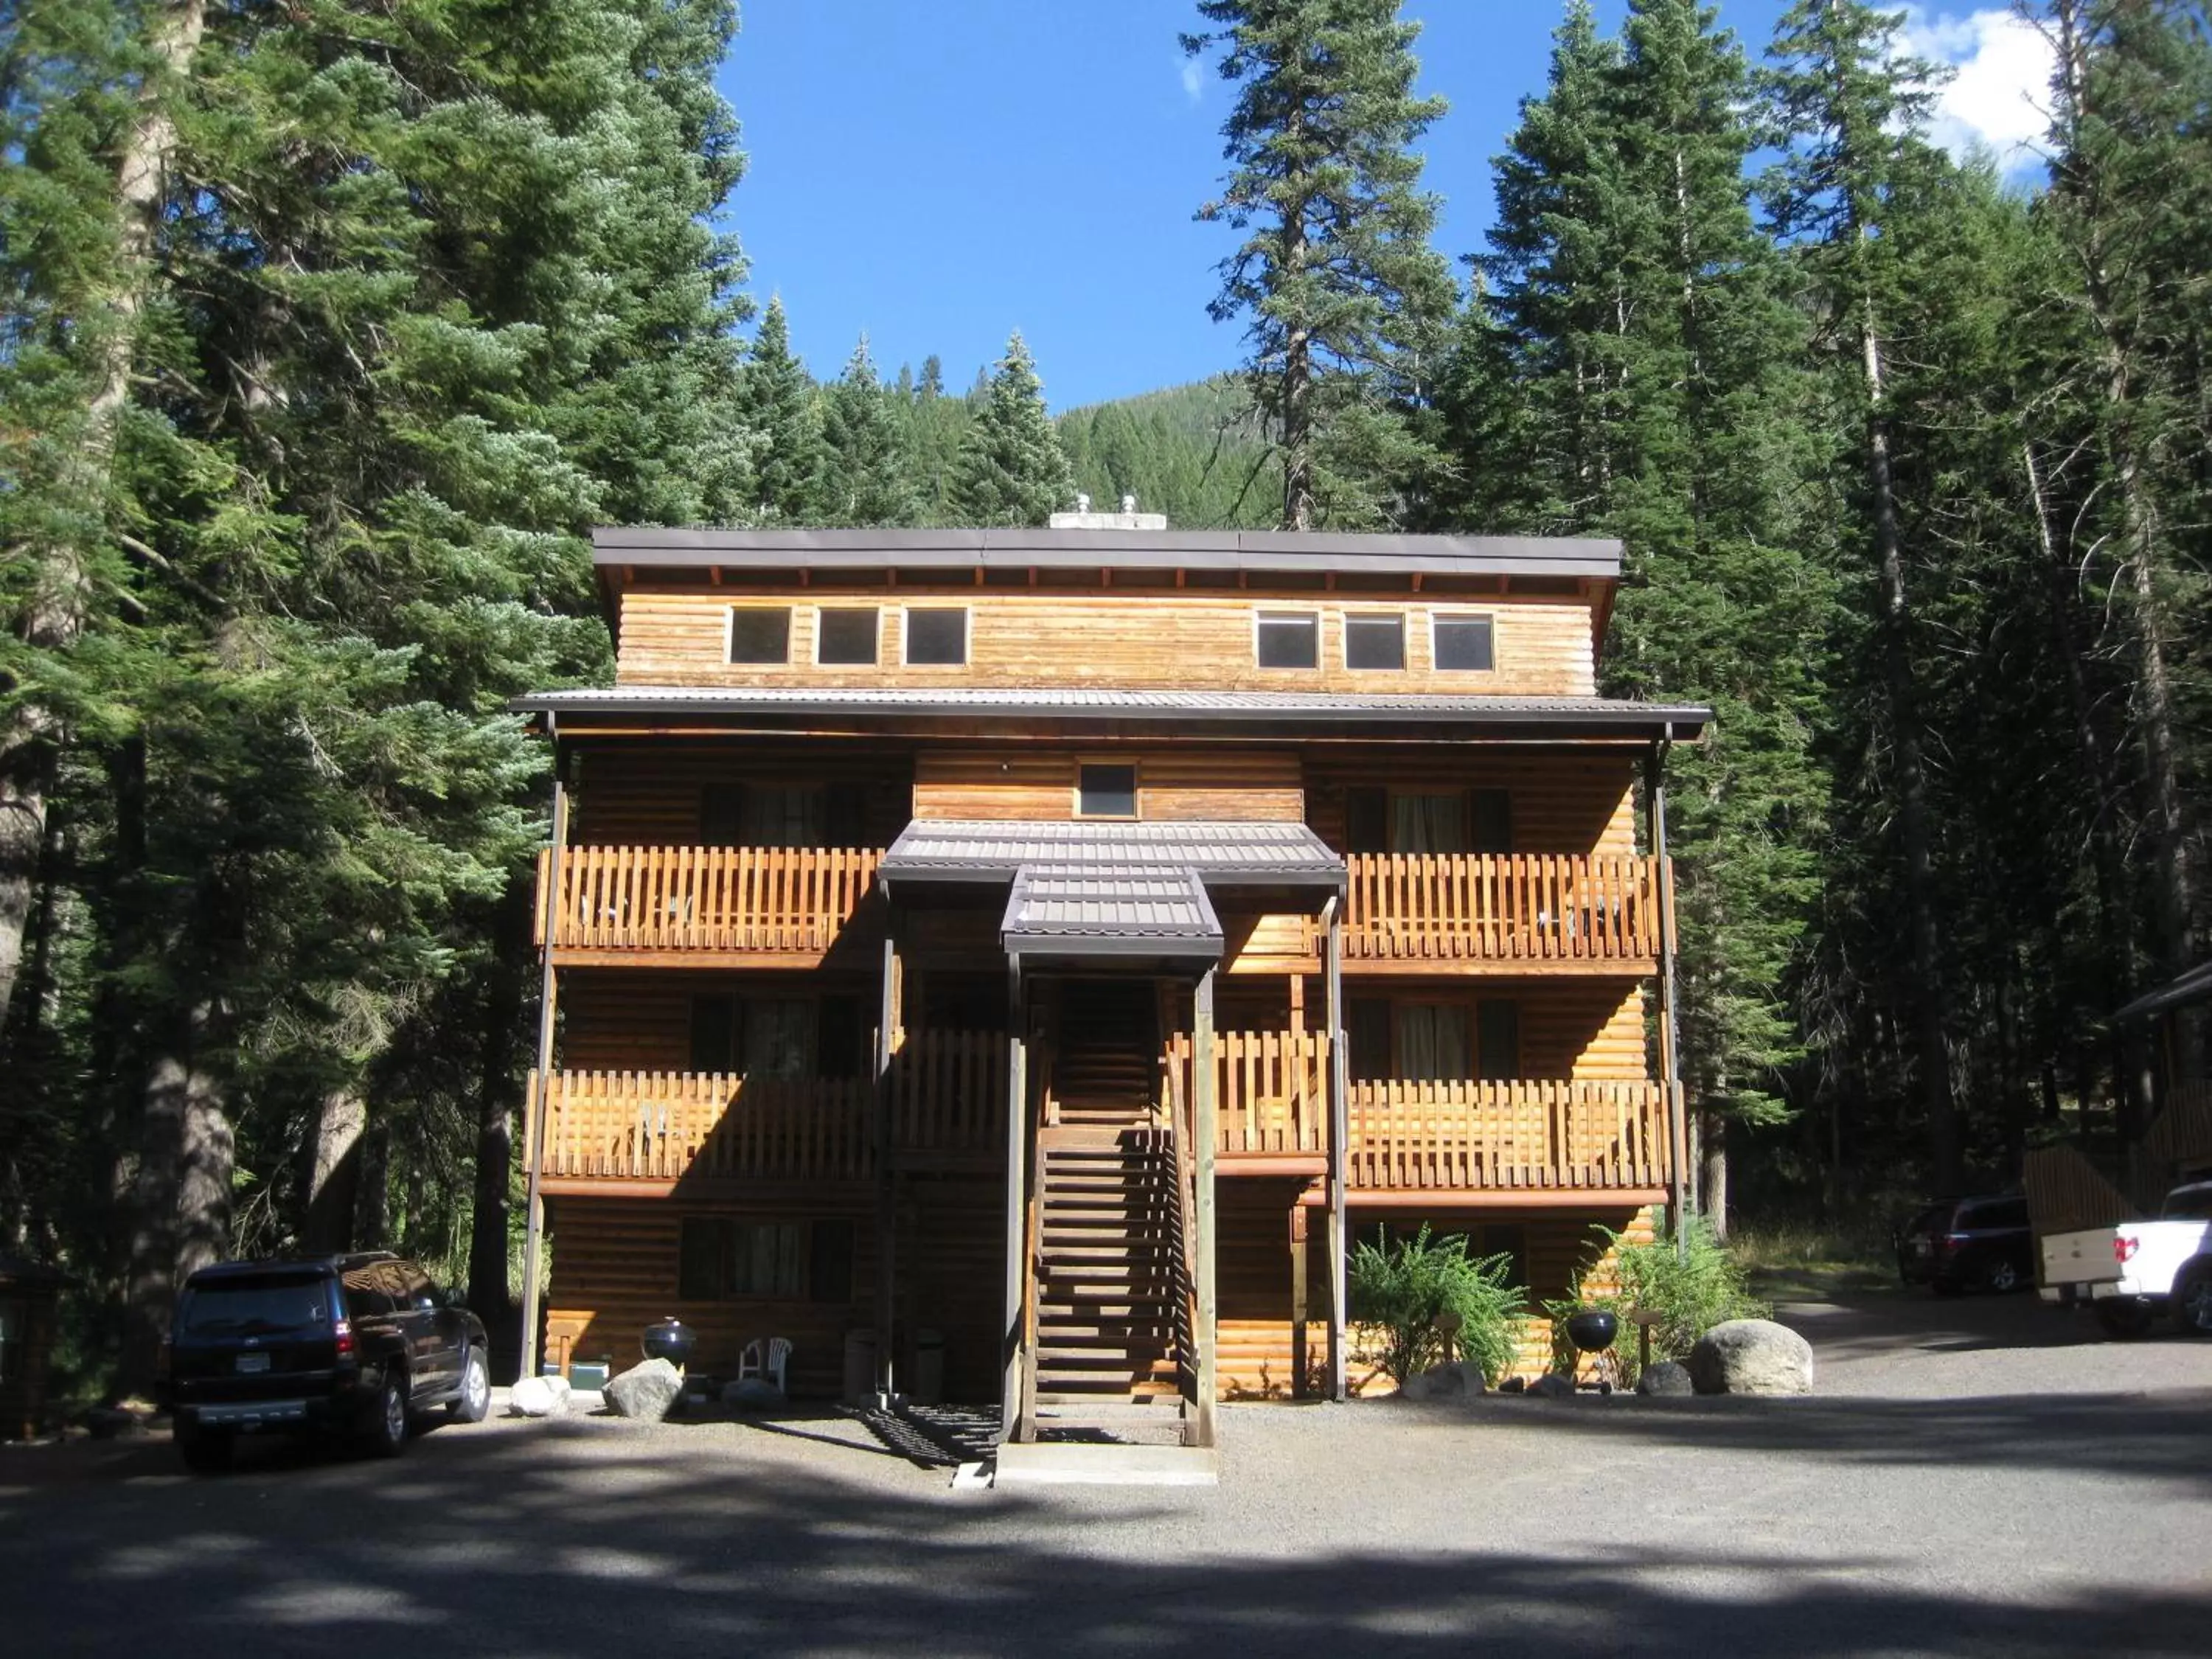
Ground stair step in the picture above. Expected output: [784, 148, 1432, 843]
[1034, 1385, 1183, 1405]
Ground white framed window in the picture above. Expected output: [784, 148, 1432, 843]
[815, 606, 880, 666]
[726, 606, 793, 666]
[1076, 762, 1140, 819]
[902, 606, 970, 667]
[1255, 610, 1320, 669]
[1343, 612, 1407, 671]
[1431, 612, 1497, 672]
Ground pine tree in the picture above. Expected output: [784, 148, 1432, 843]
[741, 296, 824, 523]
[1185, 0, 1458, 528]
[816, 335, 919, 527]
[947, 332, 1074, 526]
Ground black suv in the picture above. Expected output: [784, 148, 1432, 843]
[164, 1253, 490, 1472]
[1896, 1195, 2035, 1295]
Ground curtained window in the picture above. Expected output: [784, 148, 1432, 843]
[742, 999, 814, 1082]
[1397, 1004, 1472, 1082]
[1391, 793, 1469, 853]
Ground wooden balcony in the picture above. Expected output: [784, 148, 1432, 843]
[1172, 1030, 1673, 1196]
[535, 844, 882, 967]
[1343, 852, 1663, 970]
[529, 1029, 1006, 1193]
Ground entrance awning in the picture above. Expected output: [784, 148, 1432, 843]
[879, 818, 1346, 891]
[1001, 864, 1224, 962]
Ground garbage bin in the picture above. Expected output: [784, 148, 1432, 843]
[912, 1328, 945, 1406]
[842, 1328, 878, 1405]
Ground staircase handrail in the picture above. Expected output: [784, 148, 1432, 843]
[1163, 1048, 1203, 1409]
[1018, 1035, 1050, 1439]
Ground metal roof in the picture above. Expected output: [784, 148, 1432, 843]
[1001, 864, 1225, 961]
[882, 818, 1346, 888]
[2114, 960, 2212, 1025]
[591, 525, 1623, 580]
[516, 684, 1710, 737]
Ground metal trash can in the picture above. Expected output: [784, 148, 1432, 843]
[842, 1329, 878, 1405]
[912, 1328, 945, 1406]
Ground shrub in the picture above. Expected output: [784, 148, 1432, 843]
[1348, 1224, 1528, 1386]
[1568, 1216, 1767, 1384]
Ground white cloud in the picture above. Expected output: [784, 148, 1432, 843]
[1904, 7, 2055, 171]
[1180, 60, 1204, 105]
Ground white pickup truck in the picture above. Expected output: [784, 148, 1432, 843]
[2039, 1179, 2212, 1337]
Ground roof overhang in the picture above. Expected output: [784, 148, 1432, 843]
[512, 686, 1711, 745]
[1001, 864, 1225, 965]
[2114, 960, 2212, 1026]
[880, 818, 1346, 896]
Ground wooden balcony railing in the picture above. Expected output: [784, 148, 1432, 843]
[1172, 1031, 1672, 1192]
[1344, 853, 1663, 964]
[1345, 1079, 1674, 1192]
[531, 1029, 1006, 1186]
[534, 844, 882, 958]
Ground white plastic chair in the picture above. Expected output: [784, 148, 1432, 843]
[739, 1335, 790, 1392]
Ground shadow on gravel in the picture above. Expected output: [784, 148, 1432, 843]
[2, 1419, 2208, 1658]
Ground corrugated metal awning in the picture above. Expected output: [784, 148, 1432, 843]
[2113, 959, 2212, 1026]
[1001, 864, 1224, 961]
[880, 818, 1345, 888]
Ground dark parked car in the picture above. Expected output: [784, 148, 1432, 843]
[1896, 1195, 2035, 1294]
[162, 1252, 490, 1472]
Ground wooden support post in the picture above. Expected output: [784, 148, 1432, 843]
[873, 926, 899, 1405]
[1289, 971, 1306, 1033]
[1646, 741, 1689, 1259]
[1001, 959, 1027, 1441]
[517, 739, 568, 1386]
[1289, 1203, 1310, 1400]
[1193, 964, 1219, 1447]
[1324, 894, 1349, 1402]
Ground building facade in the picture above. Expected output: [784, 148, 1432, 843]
[513, 523, 1706, 1447]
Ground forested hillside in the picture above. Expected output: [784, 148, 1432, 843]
[1, 0, 2205, 1399]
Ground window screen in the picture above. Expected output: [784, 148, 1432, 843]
[1472, 788, 1513, 854]
[1344, 613, 1406, 670]
[1078, 763, 1138, 818]
[1256, 612, 1319, 669]
[817, 608, 879, 665]
[1345, 787, 1389, 855]
[1433, 614, 1495, 672]
[1348, 998, 1392, 1084]
[678, 1218, 807, 1299]
[728, 608, 792, 664]
[1399, 1004, 1472, 1082]
[904, 608, 967, 665]
[1476, 1000, 1520, 1082]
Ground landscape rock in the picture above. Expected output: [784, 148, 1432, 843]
[1528, 1372, 1576, 1399]
[84, 1406, 142, 1440]
[1687, 1318, 1814, 1397]
[1400, 1360, 1485, 1402]
[1635, 1360, 1694, 1397]
[509, 1375, 571, 1418]
[1498, 1375, 1526, 1395]
[605, 1357, 684, 1422]
[720, 1377, 787, 1413]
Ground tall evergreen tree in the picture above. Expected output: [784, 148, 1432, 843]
[740, 296, 823, 523]
[1185, 0, 1458, 529]
[947, 332, 1074, 526]
[816, 335, 919, 527]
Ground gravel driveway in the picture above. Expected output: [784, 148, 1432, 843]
[3, 1290, 2208, 1658]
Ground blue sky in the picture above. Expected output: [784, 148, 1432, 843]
[716, 3, 2050, 411]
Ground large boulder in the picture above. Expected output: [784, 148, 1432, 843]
[720, 1377, 787, 1413]
[509, 1375, 572, 1418]
[1528, 1371, 1576, 1400]
[1687, 1319, 1813, 1397]
[605, 1357, 684, 1422]
[1400, 1361, 1484, 1403]
[1635, 1360, 1694, 1397]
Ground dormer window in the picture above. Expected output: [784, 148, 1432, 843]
[728, 607, 792, 664]
[904, 608, 969, 666]
[1256, 611, 1319, 669]
[816, 608, 880, 666]
[1344, 613, 1406, 670]
[1433, 613, 1496, 672]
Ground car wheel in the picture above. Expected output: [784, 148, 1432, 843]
[2095, 1297, 2155, 1340]
[448, 1346, 491, 1424]
[2173, 1267, 2212, 1337]
[1979, 1257, 2023, 1295]
[177, 1425, 232, 1475]
[363, 1371, 409, 1457]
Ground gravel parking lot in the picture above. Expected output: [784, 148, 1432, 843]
[3, 1290, 2208, 1658]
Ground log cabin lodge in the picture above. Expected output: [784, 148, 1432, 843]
[512, 512, 1705, 1458]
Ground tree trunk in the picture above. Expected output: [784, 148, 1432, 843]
[299, 1088, 366, 1254]
[1700, 1110, 1728, 1240]
[119, 1005, 229, 1397]
[0, 0, 207, 1026]
[468, 883, 531, 1357]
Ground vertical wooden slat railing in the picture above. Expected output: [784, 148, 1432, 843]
[534, 845, 883, 954]
[1170, 1029, 1329, 1157]
[529, 1029, 1006, 1184]
[1340, 1079, 1674, 1192]
[1343, 853, 1660, 964]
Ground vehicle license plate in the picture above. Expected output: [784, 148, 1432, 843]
[1913, 1239, 1930, 1256]
[235, 1352, 271, 1374]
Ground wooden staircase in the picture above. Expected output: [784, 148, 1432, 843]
[1024, 983, 1194, 1441]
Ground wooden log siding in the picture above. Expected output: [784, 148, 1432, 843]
[1344, 853, 1660, 964]
[534, 845, 881, 956]
[532, 1030, 1006, 1185]
[1343, 1080, 1674, 1193]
